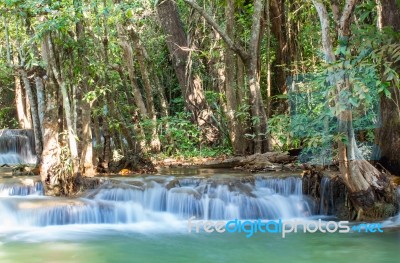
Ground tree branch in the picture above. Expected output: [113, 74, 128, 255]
[311, 0, 335, 62]
[181, 0, 249, 62]
[339, 0, 358, 37]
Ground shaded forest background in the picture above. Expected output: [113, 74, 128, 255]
[1, 0, 400, 208]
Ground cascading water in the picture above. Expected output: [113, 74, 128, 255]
[0, 129, 36, 164]
[0, 181, 43, 196]
[0, 175, 316, 228]
[319, 176, 334, 215]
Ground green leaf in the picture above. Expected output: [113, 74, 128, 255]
[384, 88, 391, 98]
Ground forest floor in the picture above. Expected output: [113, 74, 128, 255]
[152, 152, 303, 172]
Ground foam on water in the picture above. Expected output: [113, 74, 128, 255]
[0, 176, 314, 228]
[0, 182, 43, 197]
[0, 129, 36, 164]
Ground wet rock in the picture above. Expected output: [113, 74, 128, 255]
[202, 152, 297, 172]
[302, 169, 352, 219]
[165, 178, 181, 190]
[98, 152, 157, 174]
[169, 187, 201, 199]
[201, 156, 243, 168]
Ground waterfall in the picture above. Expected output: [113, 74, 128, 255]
[0, 181, 43, 196]
[0, 129, 36, 164]
[0, 175, 316, 227]
[319, 176, 334, 215]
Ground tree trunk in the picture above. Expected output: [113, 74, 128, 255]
[374, 0, 400, 175]
[3, 16, 12, 65]
[225, 0, 246, 155]
[237, 56, 252, 154]
[14, 63, 30, 129]
[74, 0, 94, 176]
[117, 25, 148, 118]
[46, 34, 79, 174]
[11, 45, 31, 129]
[25, 17, 45, 156]
[129, 28, 161, 152]
[265, 0, 272, 118]
[25, 90, 32, 127]
[40, 76, 60, 195]
[100, 0, 112, 167]
[270, 0, 289, 97]
[182, 0, 270, 153]
[93, 114, 102, 163]
[34, 76, 45, 136]
[19, 68, 43, 162]
[40, 34, 61, 195]
[312, 0, 394, 213]
[248, 0, 269, 153]
[157, 0, 219, 143]
[153, 72, 169, 118]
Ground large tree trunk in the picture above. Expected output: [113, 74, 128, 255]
[116, 26, 148, 152]
[182, 0, 269, 153]
[117, 25, 148, 118]
[237, 56, 252, 154]
[19, 68, 43, 163]
[14, 67, 31, 129]
[374, 0, 400, 175]
[74, 0, 94, 176]
[270, 0, 289, 97]
[46, 34, 79, 174]
[157, 0, 219, 143]
[248, 0, 269, 153]
[12, 47, 31, 129]
[40, 34, 61, 195]
[129, 28, 161, 153]
[225, 0, 247, 155]
[312, 0, 394, 214]
[40, 77, 60, 195]
[100, 0, 112, 167]
[25, 16, 46, 160]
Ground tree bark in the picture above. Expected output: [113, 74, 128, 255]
[129, 28, 161, 152]
[182, 0, 269, 153]
[157, 0, 219, 143]
[312, 0, 394, 212]
[225, 0, 246, 155]
[374, 0, 400, 175]
[34, 76, 45, 136]
[14, 58, 31, 129]
[46, 34, 79, 174]
[40, 34, 61, 195]
[117, 25, 148, 118]
[25, 16, 46, 157]
[270, 0, 289, 96]
[248, 0, 269, 153]
[3, 16, 12, 65]
[19, 68, 43, 162]
[101, 0, 112, 167]
[74, 0, 94, 175]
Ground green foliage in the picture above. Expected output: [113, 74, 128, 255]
[268, 114, 293, 151]
[2, 0, 400, 163]
[158, 112, 201, 156]
[158, 112, 231, 157]
[270, 2, 400, 164]
[0, 107, 18, 129]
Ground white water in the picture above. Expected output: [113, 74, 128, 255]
[319, 176, 334, 215]
[0, 181, 43, 197]
[0, 129, 36, 164]
[0, 176, 316, 229]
